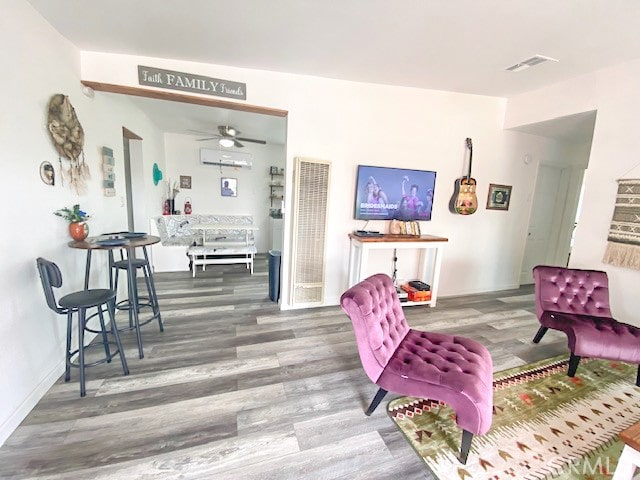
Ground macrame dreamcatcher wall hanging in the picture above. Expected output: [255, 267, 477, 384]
[47, 94, 90, 194]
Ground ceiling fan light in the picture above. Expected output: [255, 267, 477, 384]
[219, 138, 235, 148]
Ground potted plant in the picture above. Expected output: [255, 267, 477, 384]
[54, 204, 91, 241]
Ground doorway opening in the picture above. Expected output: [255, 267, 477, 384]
[87, 82, 288, 300]
[512, 111, 596, 284]
[122, 127, 144, 232]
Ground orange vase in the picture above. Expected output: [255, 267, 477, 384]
[69, 222, 88, 241]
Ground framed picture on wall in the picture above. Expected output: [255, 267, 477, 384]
[221, 177, 237, 197]
[180, 175, 192, 189]
[486, 184, 512, 210]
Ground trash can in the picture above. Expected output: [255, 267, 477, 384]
[268, 250, 281, 302]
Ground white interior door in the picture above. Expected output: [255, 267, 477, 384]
[520, 164, 563, 284]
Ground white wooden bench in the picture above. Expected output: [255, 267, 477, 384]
[187, 245, 257, 277]
[187, 221, 258, 277]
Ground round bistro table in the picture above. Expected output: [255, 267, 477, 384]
[68, 235, 161, 359]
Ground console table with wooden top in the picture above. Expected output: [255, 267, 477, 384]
[347, 233, 448, 307]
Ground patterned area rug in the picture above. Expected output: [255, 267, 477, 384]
[388, 356, 640, 479]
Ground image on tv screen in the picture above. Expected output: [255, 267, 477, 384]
[354, 165, 436, 221]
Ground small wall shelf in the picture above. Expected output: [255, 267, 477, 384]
[269, 166, 285, 207]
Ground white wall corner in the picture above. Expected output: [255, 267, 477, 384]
[0, 361, 64, 447]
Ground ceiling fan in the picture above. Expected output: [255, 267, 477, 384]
[191, 125, 267, 148]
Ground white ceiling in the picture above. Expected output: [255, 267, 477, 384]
[27, 0, 639, 141]
[511, 111, 597, 142]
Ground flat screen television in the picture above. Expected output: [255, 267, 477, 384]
[354, 165, 436, 221]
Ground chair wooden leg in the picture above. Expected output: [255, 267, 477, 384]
[365, 388, 388, 416]
[636, 365, 640, 387]
[568, 352, 581, 377]
[533, 326, 548, 343]
[459, 429, 474, 464]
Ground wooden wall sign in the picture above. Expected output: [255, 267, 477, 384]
[138, 66, 246, 100]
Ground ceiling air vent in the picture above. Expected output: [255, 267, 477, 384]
[506, 55, 558, 72]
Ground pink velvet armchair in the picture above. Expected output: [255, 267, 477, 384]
[340, 273, 493, 464]
[532, 265, 640, 385]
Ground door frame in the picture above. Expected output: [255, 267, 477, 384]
[84, 81, 290, 298]
[81, 81, 288, 118]
[520, 163, 585, 284]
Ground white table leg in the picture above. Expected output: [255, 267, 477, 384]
[357, 244, 368, 284]
[429, 244, 443, 307]
[613, 445, 640, 480]
[347, 241, 357, 287]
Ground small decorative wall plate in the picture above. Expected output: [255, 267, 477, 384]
[40, 161, 55, 186]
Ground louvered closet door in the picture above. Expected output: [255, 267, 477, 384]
[290, 157, 331, 306]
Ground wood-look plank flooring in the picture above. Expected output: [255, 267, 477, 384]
[0, 255, 568, 479]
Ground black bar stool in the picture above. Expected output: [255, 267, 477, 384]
[36, 257, 129, 397]
[109, 245, 163, 358]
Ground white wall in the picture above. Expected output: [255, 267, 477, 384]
[0, 0, 168, 446]
[162, 134, 285, 252]
[506, 60, 640, 324]
[80, 51, 562, 308]
[98, 91, 168, 221]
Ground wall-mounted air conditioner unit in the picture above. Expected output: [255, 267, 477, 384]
[200, 148, 253, 169]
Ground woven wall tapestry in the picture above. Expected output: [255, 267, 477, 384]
[603, 178, 640, 269]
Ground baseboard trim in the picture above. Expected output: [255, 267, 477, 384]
[439, 283, 522, 298]
[0, 360, 64, 447]
[280, 285, 523, 310]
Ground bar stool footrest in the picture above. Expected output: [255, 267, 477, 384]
[115, 297, 153, 311]
[67, 342, 124, 369]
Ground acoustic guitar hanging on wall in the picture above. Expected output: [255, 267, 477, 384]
[449, 137, 477, 215]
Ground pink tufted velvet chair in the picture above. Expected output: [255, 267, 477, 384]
[533, 265, 640, 385]
[340, 273, 493, 464]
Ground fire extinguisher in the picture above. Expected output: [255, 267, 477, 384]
[184, 198, 192, 215]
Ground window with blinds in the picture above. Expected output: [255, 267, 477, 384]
[290, 157, 331, 306]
